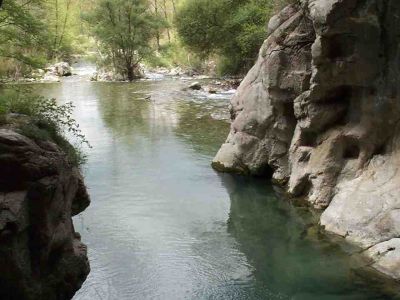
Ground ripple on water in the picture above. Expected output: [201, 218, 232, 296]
[20, 72, 398, 300]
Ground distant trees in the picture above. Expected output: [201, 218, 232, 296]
[0, 0, 293, 78]
[0, 0, 46, 67]
[0, 0, 91, 78]
[175, 0, 276, 75]
[46, 0, 75, 59]
[85, 0, 164, 81]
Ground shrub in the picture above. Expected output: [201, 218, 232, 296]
[146, 42, 203, 71]
[0, 87, 90, 166]
[175, 0, 298, 76]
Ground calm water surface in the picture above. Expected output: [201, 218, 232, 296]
[30, 68, 396, 300]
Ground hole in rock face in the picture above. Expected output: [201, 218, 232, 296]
[373, 143, 386, 156]
[299, 131, 318, 147]
[325, 86, 353, 104]
[254, 163, 274, 178]
[323, 85, 355, 125]
[0, 222, 18, 241]
[292, 176, 313, 199]
[326, 34, 355, 60]
[343, 141, 360, 159]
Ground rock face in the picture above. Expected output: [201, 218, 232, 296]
[213, 0, 400, 280]
[0, 128, 90, 299]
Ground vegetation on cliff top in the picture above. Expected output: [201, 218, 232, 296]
[0, 87, 90, 166]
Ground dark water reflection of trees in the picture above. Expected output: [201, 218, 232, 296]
[218, 173, 396, 300]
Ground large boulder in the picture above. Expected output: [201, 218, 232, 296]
[0, 127, 90, 299]
[213, 0, 400, 280]
[44, 62, 72, 81]
[53, 62, 72, 77]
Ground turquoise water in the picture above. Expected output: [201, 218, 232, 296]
[31, 72, 397, 300]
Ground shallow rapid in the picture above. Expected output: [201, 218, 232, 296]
[29, 66, 397, 300]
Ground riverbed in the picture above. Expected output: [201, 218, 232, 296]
[28, 68, 397, 300]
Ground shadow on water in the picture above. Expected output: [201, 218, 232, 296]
[218, 173, 399, 300]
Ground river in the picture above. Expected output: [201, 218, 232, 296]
[28, 65, 397, 300]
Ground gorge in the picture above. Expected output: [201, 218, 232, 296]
[1, 0, 400, 298]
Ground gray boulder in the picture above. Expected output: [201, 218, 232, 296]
[53, 62, 72, 76]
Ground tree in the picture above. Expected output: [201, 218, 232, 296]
[175, 0, 275, 75]
[0, 0, 46, 67]
[86, 0, 163, 81]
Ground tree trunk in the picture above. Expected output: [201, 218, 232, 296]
[58, 0, 72, 52]
[154, 0, 160, 50]
[163, 0, 170, 43]
[127, 64, 134, 82]
[171, 0, 176, 15]
[53, 0, 59, 59]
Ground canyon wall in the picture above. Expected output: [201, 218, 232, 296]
[213, 0, 400, 280]
[0, 127, 90, 299]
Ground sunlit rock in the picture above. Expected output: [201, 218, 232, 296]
[213, 0, 400, 280]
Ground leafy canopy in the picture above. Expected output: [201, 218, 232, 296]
[0, 87, 90, 165]
[0, 0, 46, 66]
[175, 0, 276, 75]
[85, 0, 165, 81]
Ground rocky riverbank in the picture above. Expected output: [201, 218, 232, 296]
[0, 116, 90, 299]
[212, 0, 400, 281]
[1, 62, 73, 83]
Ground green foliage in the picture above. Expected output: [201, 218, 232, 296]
[43, 0, 94, 60]
[175, 0, 294, 75]
[0, 88, 90, 165]
[0, 0, 47, 68]
[85, 0, 165, 81]
[145, 41, 202, 70]
[175, 0, 228, 58]
[0, 0, 96, 76]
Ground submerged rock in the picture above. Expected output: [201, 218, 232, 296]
[0, 128, 90, 299]
[212, 0, 400, 280]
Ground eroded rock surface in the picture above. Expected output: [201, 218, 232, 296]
[0, 128, 90, 299]
[213, 0, 400, 280]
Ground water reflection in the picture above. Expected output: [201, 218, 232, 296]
[221, 174, 394, 299]
[22, 76, 398, 300]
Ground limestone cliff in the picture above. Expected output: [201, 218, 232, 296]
[213, 0, 400, 280]
[0, 126, 90, 299]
